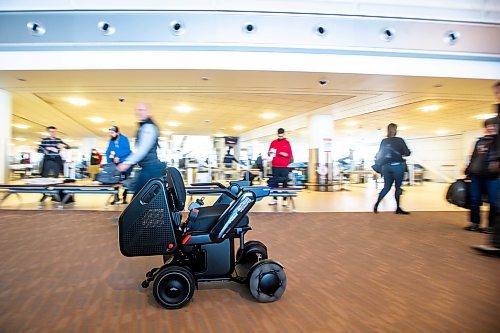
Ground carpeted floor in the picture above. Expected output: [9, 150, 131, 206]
[0, 210, 498, 333]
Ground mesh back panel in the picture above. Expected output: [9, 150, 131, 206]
[119, 179, 177, 257]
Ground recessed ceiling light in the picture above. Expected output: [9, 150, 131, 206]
[100, 128, 109, 133]
[214, 133, 225, 137]
[37, 131, 48, 136]
[473, 113, 496, 120]
[344, 121, 358, 127]
[88, 117, 105, 123]
[261, 113, 277, 119]
[419, 105, 441, 112]
[175, 105, 193, 113]
[162, 130, 174, 135]
[166, 121, 180, 127]
[32, 141, 40, 144]
[233, 125, 245, 131]
[435, 129, 449, 135]
[14, 137, 26, 141]
[398, 126, 411, 131]
[13, 124, 30, 129]
[66, 97, 90, 106]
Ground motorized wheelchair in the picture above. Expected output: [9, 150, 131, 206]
[118, 167, 287, 309]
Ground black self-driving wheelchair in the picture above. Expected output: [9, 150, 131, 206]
[118, 167, 287, 309]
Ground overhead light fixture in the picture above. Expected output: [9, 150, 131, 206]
[162, 130, 174, 135]
[13, 124, 30, 129]
[233, 125, 245, 131]
[37, 131, 49, 136]
[435, 129, 449, 135]
[88, 117, 105, 123]
[66, 97, 90, 106]
[473, 113, 496, 120]
[100, 128, 110, 133]
[166, 121, 180, 127]
[32, 141, 41, 145]
[344, 121, 358, 127]
[175, 105, 193, 113]
[214, 133, 225, 137]
[261, 113, 277, 119]
[14, 137, 27, 141]
[419, 105, 441, 112]
[398, 126, 411, 131]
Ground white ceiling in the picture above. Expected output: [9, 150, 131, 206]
[1, 69, 497, 148]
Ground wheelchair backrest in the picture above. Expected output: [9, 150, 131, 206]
[166, 167, 186, 212]
[118, 178, 177, 257]
[209, 190, 256, 242]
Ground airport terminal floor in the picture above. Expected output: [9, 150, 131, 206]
[0, 209, 499, 333]
[0, 181, 499, 333]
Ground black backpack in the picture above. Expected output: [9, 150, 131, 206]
[95, 164, 121, 184]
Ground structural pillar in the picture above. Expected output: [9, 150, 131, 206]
[0, 89, 12, 184]
[307, 115, 334, 190]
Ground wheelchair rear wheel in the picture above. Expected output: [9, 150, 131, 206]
[153, 266, 195, 309]
[248, 259, 287, 303]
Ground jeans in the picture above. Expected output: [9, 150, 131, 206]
[272, 167, 289, 200]
[469, 175, 499, 228]
[133, 162, 166, 196]
[376, 162, 405, 208]
[41, 158, 61, 178]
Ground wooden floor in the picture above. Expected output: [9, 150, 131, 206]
[0, 210, 498, 333]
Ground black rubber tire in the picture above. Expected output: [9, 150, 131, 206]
[248, 259, 287, 303]
[153, 266, 195, 309]
[236, 241, 268, 265]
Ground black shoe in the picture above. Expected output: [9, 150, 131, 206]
[122, 200, 128, 205]
[464, 224, 480, 232]
[480, 227, 493, 234]
[373, 203, 379, 214]
[471, 244, 500, 257]
[395, 208, 410, 215]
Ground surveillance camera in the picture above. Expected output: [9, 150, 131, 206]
[98, 21, 115, 36]
[118, 97, 125, 102]
[318, 80, 329, 86]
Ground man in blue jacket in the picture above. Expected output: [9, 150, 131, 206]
[106, 126, 131, 165]
[106, 126, 131, 203]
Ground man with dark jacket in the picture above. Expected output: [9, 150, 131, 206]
[472, 81, 500, 256]
[116, 103, 165, 195]
[464, 117, 499, 234]
[37, 126, 69, 178]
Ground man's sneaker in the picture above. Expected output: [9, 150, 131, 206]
[480, 227, 493, 234]
[464, 224, 480, 232]
[268, 199, 277, 206]
[471, 244, 500, 256]
[282, 200, 288, 207]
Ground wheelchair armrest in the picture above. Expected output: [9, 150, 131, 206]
[187, 189, 238, 200]
[242, 186, 271, 199]
[190, 182, 226, 189]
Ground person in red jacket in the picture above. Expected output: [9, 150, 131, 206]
[268, 128, 293, 206]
